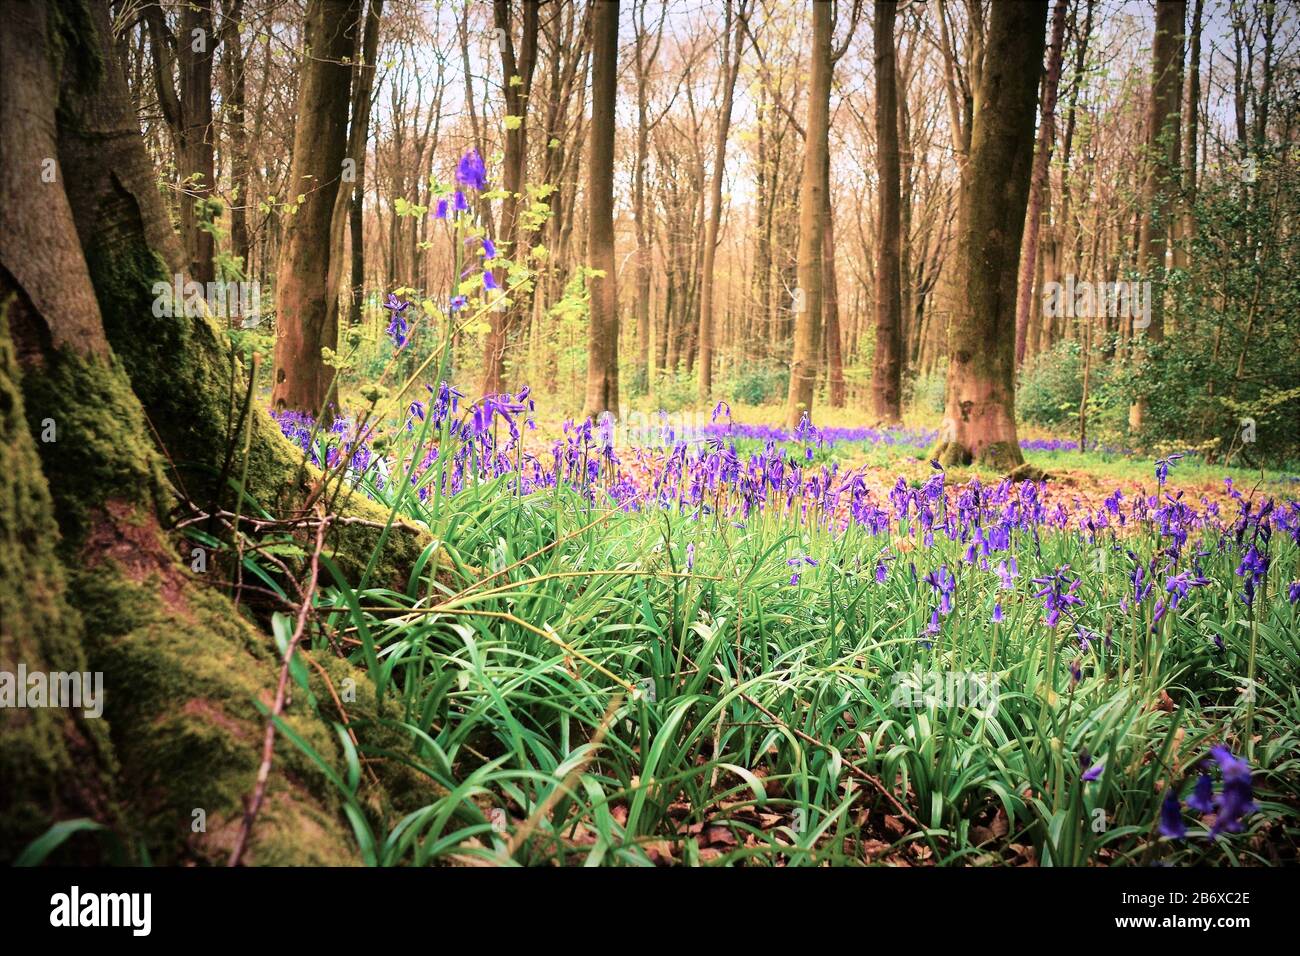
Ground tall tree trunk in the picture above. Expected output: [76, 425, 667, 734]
[784, 0, 832, 428]
[146, 1, 218, 283]
[933, 0, 1047, 471]
[483, 0, 540, 396]
[348, 0, 384, 329]
[220, 0, 250, 279]
[869, 0, 903, 424]
[181, 4, 217, 283]
[1129, 0, 1185, 433]
[325, 1, 382, 359]
[1014, 0, 1069, 367]
[824, 182, 846, 407]
[697, 0, 746, 402]
[1174, 0, 1203, 271]
[582, 0, 619, 419]
[271, 0, 361, 417]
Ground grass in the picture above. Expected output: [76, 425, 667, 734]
[252, 394, 1300, 867]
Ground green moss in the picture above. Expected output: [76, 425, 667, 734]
[81, 236, 426, 590]
[14, 327, 363, 863]
[0, 304, 119, 862]
[19, 347, 164, 546]
[72, 553, 364, 865]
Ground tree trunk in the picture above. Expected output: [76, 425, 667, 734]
[933, 0, 1047, 471]
[220, 0, 251, 280]
[824, 184, 846, 407]
[697, 0, 745, 402]
[349, 0, 385, 329]
[1129, 0, 1185, 432]
[869, 0, 903, 424]
[324, 1, 382, 363]
[1014, 0, 1069, 367]
[582, 0, 619, 419]
[271, 0, 361, 417]
[784, 0, 831, 428]
[1, 0, 425, 865]
[182, 4, 217, 283]
[1174, 0, 1203, 271]
[483, 0, 540, 396]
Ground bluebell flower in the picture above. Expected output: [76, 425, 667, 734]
[1155, 453, 1183, 487]
[1158, 789, 1186, 839]
[383, 293, 410, 347]
[456, 148, 488, 191]
[1186, 773, 1215, 814]
[1208, 746, 1257, 838]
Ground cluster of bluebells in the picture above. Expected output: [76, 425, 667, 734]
[275, 388, 1297, 662]
[1159, 747, 1258, 840]
[680, 423, 1128, 457]
[271, 386, 1297, 850]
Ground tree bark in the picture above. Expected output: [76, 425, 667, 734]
[1014, 0, 1069, 367]
[220, 0, 250, 280]
[1129, 0, 1185, 432]
[348, 0, 384, 329]
[483, 0, 540, 396]
[271, 0, 361, 417]
[784, 0, 832, 428]
[697, 0, 746, 402]
[582, 0, 619, 419]
[1, 0, 427, 865]
[1174, 0, 1203, 271]
[933, 0, 1047, 471]
[869, 0, 903, 424]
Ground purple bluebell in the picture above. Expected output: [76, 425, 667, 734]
[1158, 790, 1186, 839]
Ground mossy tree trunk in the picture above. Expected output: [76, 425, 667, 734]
[0, 0, 425, 864]
[933, 1, 1047, 472]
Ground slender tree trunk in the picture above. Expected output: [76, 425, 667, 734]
[1014, 0, 1069, 367]
[870, 0, 903, 423]
[933, 0, 1048, 471]
[1174, 0, 1203, 271]
[697, 0, 746, 402]
[483, 0, 540, 395]
[271, 0, 361, 417]
[824, 182, 846, 407]
[221, 0, 250, 280]
[325, 0, 382, 355]
[348, 0, 384, 329]
[784, 0, 831, 427]
[582, 0, 619, 419]
[1129, 0, 1185, 432]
